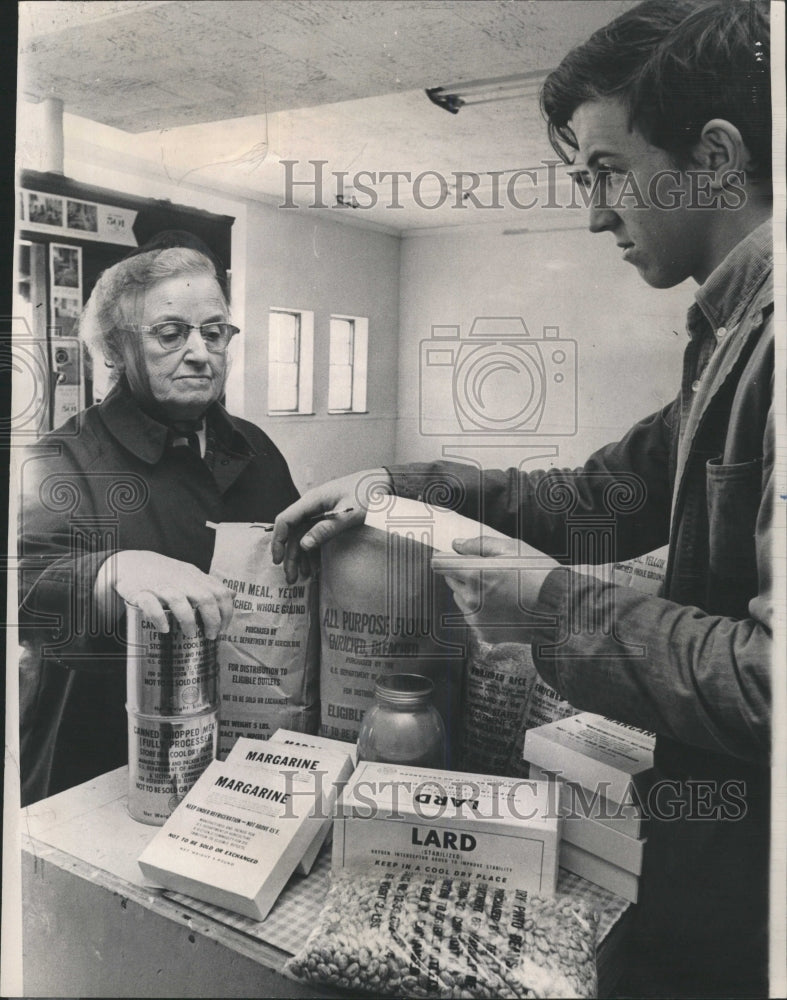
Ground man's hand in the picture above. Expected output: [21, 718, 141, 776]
[96, 550, 235, 638]
[271, 468, 393, 584]
[432, 535, 559, 645]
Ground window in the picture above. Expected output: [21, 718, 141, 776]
[267, 308, 313, 414]
[328, 315, 368, 413]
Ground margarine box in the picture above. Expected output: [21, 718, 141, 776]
[138, 757, 334, 920]
[229, 734, 355, 874]
[333, 761, 560, 896]
[270, 727, 358, 765]
[529, 762, 647, 841]
[529, 765, 646, 874]
[559, 841, 640, 904]
[523, 713, 655, 807]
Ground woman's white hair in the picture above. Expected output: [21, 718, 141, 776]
[78, 247, 227, 372]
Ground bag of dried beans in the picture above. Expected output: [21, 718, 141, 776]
[284, 868, 599, 999]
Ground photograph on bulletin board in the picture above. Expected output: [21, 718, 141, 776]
[50, 243, 81, 289]
[27, 191, 64, 227]
[49, 243, 82, 338]
[52, 293, 81, 337]
[66, 199, 99, 233]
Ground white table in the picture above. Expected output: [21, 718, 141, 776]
[19, 767, 631, 997]
[20, 768, 341, 998]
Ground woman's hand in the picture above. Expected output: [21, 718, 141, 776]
[271, 468, 393, 584]
[96, 550, 235, 638]
[432, 535, 559, 645]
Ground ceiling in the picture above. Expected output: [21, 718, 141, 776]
[18, 0, 638, 232]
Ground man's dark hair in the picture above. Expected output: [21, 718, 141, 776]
[541, 0, 771, 179]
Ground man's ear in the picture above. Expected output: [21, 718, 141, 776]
[691, 119, 753, 186]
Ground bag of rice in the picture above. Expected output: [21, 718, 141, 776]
[461, 633, 538, 776]
[208, 522, 320, 756]
[284, 868, 599, 999]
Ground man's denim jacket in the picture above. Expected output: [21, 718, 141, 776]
[388, 221, 774, 990]
[390, 221, 774, 767]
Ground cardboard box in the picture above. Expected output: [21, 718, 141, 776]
[559, 841, 640, 903]
[226, 735, 354, 875]
[523, 713, 655, 807]
[333, 761, 560, 896]
[563, 813, 645, 875]
[528, 762, 647, 842]
[139, 754, 340, 919]
[270, 727, 358, 765]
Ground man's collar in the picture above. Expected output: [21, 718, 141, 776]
[98, 379, 255, 463]
[693, 220, 772, 333]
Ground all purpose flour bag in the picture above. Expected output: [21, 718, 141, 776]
[208, 522, 320, 757]
[319, 524, 466, 763]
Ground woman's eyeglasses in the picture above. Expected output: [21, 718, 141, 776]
[124, 321, 240, 353]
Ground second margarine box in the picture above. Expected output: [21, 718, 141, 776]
[333, 761, 560, 896]
[228, 735, 355, 874]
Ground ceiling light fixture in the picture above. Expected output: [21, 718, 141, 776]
[426, 70, 547, 114]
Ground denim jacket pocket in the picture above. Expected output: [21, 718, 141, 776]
[706, 456, 762, 581]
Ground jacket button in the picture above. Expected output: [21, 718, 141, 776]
[715, 326, 727, 339]
[691, 379, 701, 392]
[221, 458, 230, 466]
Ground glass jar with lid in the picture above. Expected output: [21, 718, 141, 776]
[357, 673, 446, 768]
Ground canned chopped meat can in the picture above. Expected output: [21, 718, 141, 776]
[126, 604, 218, 716]
[127, 708, 219, 825]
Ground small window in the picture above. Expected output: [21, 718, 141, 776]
[328, 315, 368, 413]
[268, 308, 314, 415]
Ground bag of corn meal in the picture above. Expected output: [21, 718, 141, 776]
[284, 868, 598, 999]
[208, 522, 319, 756]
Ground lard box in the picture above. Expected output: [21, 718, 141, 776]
[228, 733, 355, 874]
[333, 761, 560, 896]
[529, 763, 648, 843]
[523, 714, 655, 809]
[138, 749, 347, 919]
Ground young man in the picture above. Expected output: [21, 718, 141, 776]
[272, 2, 774, 995]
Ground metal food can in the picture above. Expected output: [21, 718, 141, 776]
[126, 604, 218, 716]
[127, 707, 219, 825]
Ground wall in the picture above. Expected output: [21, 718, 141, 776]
[39, 106, 694, 490]
[242, 202, 401, 491]
[396, 224, 692, 472]
[31, 107, 402, 494]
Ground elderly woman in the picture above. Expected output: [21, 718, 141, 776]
[19, 239, 299, 805]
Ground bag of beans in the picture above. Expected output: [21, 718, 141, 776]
[284, 868, 599, 999]
[319, 525, 466, 763]
[208, 522, 319, 756]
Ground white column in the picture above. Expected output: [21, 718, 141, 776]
[40, 97, 64, 174]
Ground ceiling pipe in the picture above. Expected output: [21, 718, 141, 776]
[40, 97, 65, 174]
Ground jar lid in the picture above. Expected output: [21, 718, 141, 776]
[374, 673, 434, 708]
